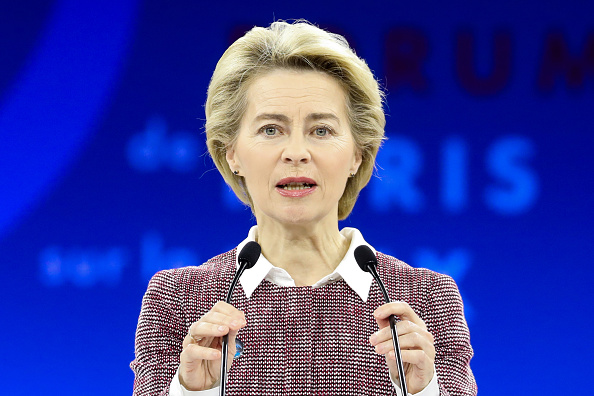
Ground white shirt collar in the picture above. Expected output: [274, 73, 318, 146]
[235, 226, 375, 302]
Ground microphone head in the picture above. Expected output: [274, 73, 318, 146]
[354, 245, 377, 273]
[238, 241, 261, 269]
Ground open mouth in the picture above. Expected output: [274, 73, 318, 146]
[277, 182, 316, 191]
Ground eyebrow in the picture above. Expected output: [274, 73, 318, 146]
[253, 113, 291, 123]
[253, 112, 341, 124]
[306, 113, 341, 124]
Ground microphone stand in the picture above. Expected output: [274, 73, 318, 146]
[367, 265, 409, 396]
[219, 242, 260, 396]
[354, 245, 408, 396]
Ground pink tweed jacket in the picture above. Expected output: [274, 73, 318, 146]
[131, 249, 476, 395]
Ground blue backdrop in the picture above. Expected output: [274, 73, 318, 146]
[1, 1, 593, 394]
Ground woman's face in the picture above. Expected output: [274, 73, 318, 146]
[226, 69, 361, 227]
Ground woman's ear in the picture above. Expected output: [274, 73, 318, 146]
[351, 149, 363, 175]
[226, 146, 239, 173]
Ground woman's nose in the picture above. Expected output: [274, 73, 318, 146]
[282, 135, 311, 164]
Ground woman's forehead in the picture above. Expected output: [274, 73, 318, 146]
[245, 70, 348, 121]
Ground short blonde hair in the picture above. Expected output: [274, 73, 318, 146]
[205, 20, 385, 220]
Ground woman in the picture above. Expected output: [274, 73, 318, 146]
[131, 21, 476, 396]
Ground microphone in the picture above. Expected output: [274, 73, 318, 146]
[219, 241, 261, 396]
[354, 245, 408, 396]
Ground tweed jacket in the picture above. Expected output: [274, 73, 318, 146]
[131, 249, 476, 396]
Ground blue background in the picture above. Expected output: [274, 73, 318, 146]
[1, 0, 593, 394]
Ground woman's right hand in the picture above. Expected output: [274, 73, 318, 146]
[179, 301, 247, 391]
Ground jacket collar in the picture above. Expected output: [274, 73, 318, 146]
[235, 226, 375, 302]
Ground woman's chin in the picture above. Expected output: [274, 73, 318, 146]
[256, 205, 329, 227]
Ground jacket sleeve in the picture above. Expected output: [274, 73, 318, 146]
[131, 269, 186, 396]
[424, 272, 477, 396]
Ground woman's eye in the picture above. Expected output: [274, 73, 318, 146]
[314, 127, 329, 137]
[262, 126, 278, 136]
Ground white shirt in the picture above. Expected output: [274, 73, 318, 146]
[169, 226, 438, 396]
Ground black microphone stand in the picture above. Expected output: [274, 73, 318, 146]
[355, 246, 408, 396]
[368, 265, 408, 395]
[219, 242, 260, 396]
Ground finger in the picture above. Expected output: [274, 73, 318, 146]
[227, 327, 239, 345]
[189, 314, 247, 339]
[190, 303, 246, 337]
[373, 332, 435, 359]
[189, 321, 233, 341]
[200, 311, 247, 331]
[181, 342, 222, 362]
[211, 301, 247, 320]
[183, 332, 217, 351]
[181, 336, 237, 363]
[183, 333, 194, 348]
[387, 349, 434, 372]
[370, 320, 434, 346]
[373, 302, 424, 328]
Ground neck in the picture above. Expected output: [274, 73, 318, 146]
[254, 218, 349, 286]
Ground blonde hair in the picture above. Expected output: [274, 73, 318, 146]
[205, 20, 385, 219]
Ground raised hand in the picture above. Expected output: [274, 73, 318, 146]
[178, 301, 247, 391]
[369, 301, 436, 394]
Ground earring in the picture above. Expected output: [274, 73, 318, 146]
[233, 170, 239, 175]
[350, 173, 356, 178]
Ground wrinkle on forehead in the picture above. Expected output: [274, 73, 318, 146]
[244, 70, 348, 126]
[253, 89, 340, 107]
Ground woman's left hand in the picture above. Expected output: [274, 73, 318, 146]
[369, 302, 435, 394]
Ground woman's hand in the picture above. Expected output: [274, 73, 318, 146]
[179, 301, 247, 391]
[369, 302, 435, 394]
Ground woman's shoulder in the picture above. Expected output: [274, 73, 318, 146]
[147, 248, 237, 292]
[374, 251, 465, 324]
[375, 251, 458, 292]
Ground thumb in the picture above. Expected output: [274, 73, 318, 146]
[226, 328, 240, 367]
